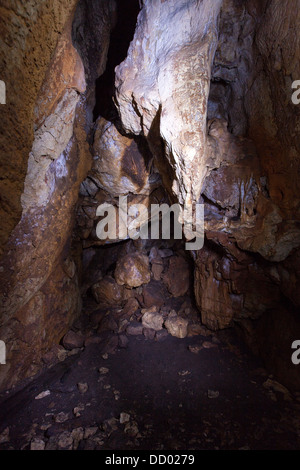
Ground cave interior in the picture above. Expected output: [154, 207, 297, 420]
[0, 0, 300, 451]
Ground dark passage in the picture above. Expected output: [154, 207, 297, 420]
[93, 0, 140, 121]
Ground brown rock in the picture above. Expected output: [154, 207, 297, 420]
[77, 382, 88, 394]
[102, 335, 119, 355]
[155, 330, 169, 342]
[164, 312, 189, 339]
[118, 334, 129, 349]
[93, 118, 151, 196]
[122, 298, 140, 318]
[115, 252, 151, 288]
[62, 331, 84, 350]
[143, 328, 156, 340]
[142, 280, 166, 308]
[141, 310, 164, 331]
[162, 256, 190, 298]
[98, 316, 118, 333]
[126, 322, 144, 336]
[187, 324, 212, 337]
[151, 262, 164, 281]
[115, 0, 222, 206]
[202, 341, 218, 349]
[92, 276, 124, 306]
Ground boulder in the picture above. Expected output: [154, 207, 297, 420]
[162, 256, 190, 297]
[164, 311, 189, 339]
[142, 280, 166, 308]
[62, 330, 84, 350]
[115, 252, 151, 288]
[142, 310, 164, 331]
[92, 276, 124, 306]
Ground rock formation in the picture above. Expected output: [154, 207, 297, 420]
[0, 0, 300, 393]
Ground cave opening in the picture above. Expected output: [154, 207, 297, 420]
[92, 0, 140, 122]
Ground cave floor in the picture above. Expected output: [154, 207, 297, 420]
[0, 312, 300, 451]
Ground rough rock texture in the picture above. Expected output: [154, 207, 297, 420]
[92, 276, 124, 306]
[0, 0, 115, 391]
[114, 0, 300, 389]
[162, 256, 190, 298]
[92, 118, 151, 196]
[164, 311, 189, 339]
[115, 252, 151, 288]
[141, 310, 164, 331]
[115, 0, 223, 207]
[0, 0, 79, 256]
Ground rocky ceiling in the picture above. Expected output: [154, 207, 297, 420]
[0, 0, 300, 393]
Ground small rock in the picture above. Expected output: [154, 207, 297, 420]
[99, 367, 109, 375]
[120, 412, 130, 424]
[0, 427, 9, 444]
[126, 322, 144, 336]
[54, 412, 70, 423]
[122, 298, 140, 318]
[114, 390, 121, 400]
[178, 370, 191, 377]
[73, 404, 85, 417]
[188, 345, 203, 354]
[102, 335, 119, 354]
[142, 310, 164, 331]
[143, 328, 156, 340]
[263, 378, 292, 401]
[202, 341, 218, 349]
[207, 390, 219, 399]
[62, 330, 84, 350]
[40, 424, 52, 431]
[155, 330, 169, 341]
[58, 431, 73, 450]
[118, 334, 129, 348]
[92, 276, 125, 306]
[84, 427, 98, 439]
[35, 390, 51, 400]
[77, 382, 88, 394]
[102, 417, 119, 434]
[98, 316, 118, 333]
[151, 262, 164, 281]
[162, 255, 190, 297]
[102, 353, 109, 360]
[187, 323, 211, 337]
[124, 421, 140, 437]
[142, 281, 166, 308]
[84, 336, 103, 346]
[141, 305, 156, 314]
[71, 427, 84, 450]
[57, 346, 69, 362]
[30, 438, 45, 451]
[164, 312, 189, 338]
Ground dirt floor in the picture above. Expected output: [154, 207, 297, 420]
[0, 302, 300, 451]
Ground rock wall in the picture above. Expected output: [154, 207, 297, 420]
[0, 0, 115, 391]
[0, 0, 79, 256]
[114, 0, 300, 389]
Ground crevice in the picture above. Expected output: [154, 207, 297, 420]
[92, 0, 141, 122]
